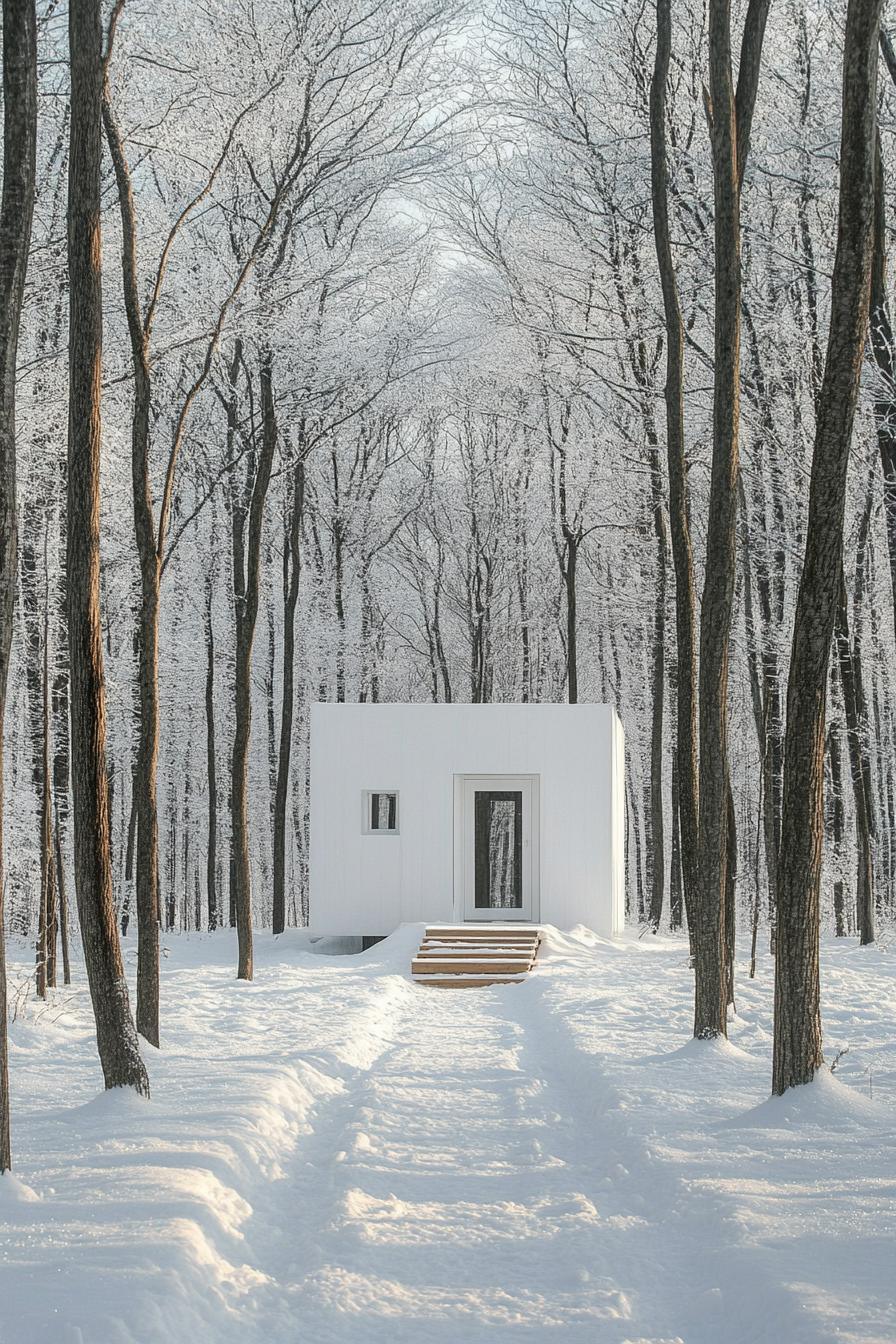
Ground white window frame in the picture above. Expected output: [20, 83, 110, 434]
[363, 789, 400, 835]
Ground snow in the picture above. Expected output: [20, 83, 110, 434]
[2, 925, 894, 1343]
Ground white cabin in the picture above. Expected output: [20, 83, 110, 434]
[309, 703, 625, 939]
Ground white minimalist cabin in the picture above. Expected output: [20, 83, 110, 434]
[309, 703, 625, 939]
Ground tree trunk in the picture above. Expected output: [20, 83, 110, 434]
[650, 0, 700, 938]
[132, 557, 160, 1040]
[564, 535, 578, 704]
[273, 459, 305, 936]
[38, 578, 57, 994]
[835, 573, 875, 945]
[694, 0, 741, 1040]
[67, 0, 148, 1095]
[693, 0, 770, 1038]
[231, 353, 278, 980]
[0, 0, 37, 1170]
[827, 722, 848, 937]
[867, 115, 896, 632]
[647, 510, 667, 932]
[774, 0, 881, 1095]
[669, 698, 683, 932]
[741, 311, 784, 939]
[54, 796, 72, 984]
[205, 579, 218, 930]
[102, 85, 162, 1046]
[724, 779, 737, 1006]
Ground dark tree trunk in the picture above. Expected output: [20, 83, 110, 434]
[205, 580, 218, 930]
[647, 493, 667, 932]
[669, 705, 683, 931]
[54, 796, 72, 985]
[867, 82, 896, 630]
[273, 459, 305, 936]
[231, 353, 278, 980]
[827, 722, 848, 937]
[564, 535, 578, 704]
[835, 573, 875, 945]
[103, 85, 161, 1046]
[693, 0, 769, 1038]
[724, 779, 737, 1006]
[741, 312, 784, 939]
[650, 0, 700, 940]
[39, 583, 57, 994]
[0, 0, 37, 1170]
[694, 0, 741, 1040]
[774, 0, 881, 1095]
[333, 508, 346, 701]
[67, 0, 148, 1095]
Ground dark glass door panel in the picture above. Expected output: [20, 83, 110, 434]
[474, 791, 523, 908]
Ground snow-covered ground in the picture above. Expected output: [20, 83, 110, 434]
[1, 925, 894, 1344]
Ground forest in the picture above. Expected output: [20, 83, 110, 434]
[0, 0, 894, 1178]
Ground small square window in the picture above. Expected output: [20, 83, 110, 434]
[364, 791, 399, 834]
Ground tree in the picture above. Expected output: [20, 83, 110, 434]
[649, 0, 700, 946]
[774, 0, 882, 1096]
[0, 0, 37, 1173]
[650, 0, 769, 1035]
[231, 353, 278, 979]
[272, 457, 305, 935]
[693, 0, 770, 1038]
[101, 8, 280, 1038]
[67, 0, 148, 1096]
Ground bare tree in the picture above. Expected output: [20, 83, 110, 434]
[0, 0, 37, 1173]
[67, 0, 148, 1096]
[204, 572, 218, 931]
[651, 0, 769, 1035]
[231, 354, 278, 980]
[650, 0, 700, 945]
[101, 8, 280, 1041]
[694, 0, 770, 1038]
[774, 0, 881, 1095]
[273, 456, 305, 935]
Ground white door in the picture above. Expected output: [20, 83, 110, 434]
[459, 775, 539, 922]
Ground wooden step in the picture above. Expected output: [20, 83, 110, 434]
[417, 942, 539, 954]
[420, 938, 539, 956]
[413, 926, 542, 988]
[425, 926, 539, 939]
[423, 940, 538, 950]
[412, 958, 532, 975]
[421, 936, 538, 946]
[414, 975, 527, 988]
[415, 949, 537, 965]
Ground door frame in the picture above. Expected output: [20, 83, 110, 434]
[453, 774, 540, 922]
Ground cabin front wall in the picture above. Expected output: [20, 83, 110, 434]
[309, 703, 624, 938]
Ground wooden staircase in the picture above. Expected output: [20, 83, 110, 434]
[411, 925, 542, 988]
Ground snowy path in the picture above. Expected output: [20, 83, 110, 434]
[2, 926, 895, 1343]
[252, 975, 650, 1339]
[245, 961, 848, 1343]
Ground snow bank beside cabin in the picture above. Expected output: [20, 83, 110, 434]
[1, 925, 894, 1343]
